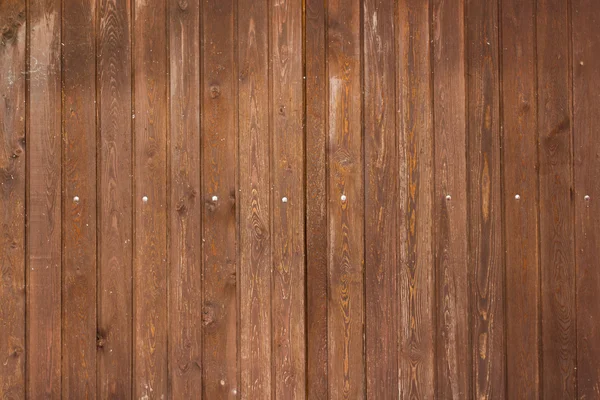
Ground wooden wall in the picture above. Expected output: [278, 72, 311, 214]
[1, 0, 599, 398]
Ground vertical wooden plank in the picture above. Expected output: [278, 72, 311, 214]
[501, 0, 541, 397]
[238, 0, 271, 397]
[573, 0, 600, 397]
[133, 0, 168, 395]
[305, 0, 327, 397]
[397, 0, 435, 398]
[466, 0, 506, 397]
[363, 0, 397, 398]
[97, 0, 132, 395]
[270, 0, 305, 398]
[26, 0, 62, 395]
[168, 0, 202, 396]
[537, 0, 576, 397]
[202, 0, 238, 397]
[61, 0, 97, 395]
[432, 0, 470, 398]
[327, 0, 364, 398]
[0, 0, 26, 397]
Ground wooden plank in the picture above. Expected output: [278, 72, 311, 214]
[363, 0, 397, 398]
[26, 0, 62, 396]
[573, 0, 600, 397]
[96, 0, 132, 395]
[201, 0, 238, 397]
[304, 0, 327, 397]
[168, 0, 202, 397]
[0, 0, 26, 397]
[238, 0, 271, 397]
[397, 0, 435, 397]
[132, 0, 168, 395]
[465, 0, 506, 397]
[270, 0, 305, 398]
[500, 0, 541, 397]
[327, 0, 364, 398]
[432, 0, 469, 398]
[61, 0, 97, 395]
[537, 0, 576, 397]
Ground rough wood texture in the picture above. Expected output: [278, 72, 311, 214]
[363, 0, 397, 397]
[327, 0, 364, 398]
[501, 0, 541, 397]
[397, 0, 435, 398]
[133, 0, 168, 396]
[573, 0, 600, 398]
[0, 0, 26, 397]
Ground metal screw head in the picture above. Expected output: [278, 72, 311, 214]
[282, 197, 288, 203]
[212, 195, 218, 202]
[340, 194, 347, 202]
[585, 195, 591, 201]
[73, 196, 80, 202]
[515, 194, 521, 200]
[142, 196, 148, 203]
[445, 194, 451, 201]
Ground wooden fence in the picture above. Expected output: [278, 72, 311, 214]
[1, 0, 599, 398]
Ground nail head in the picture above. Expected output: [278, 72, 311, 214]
[212, 195, 218, 202]
[585, 195, 590, 201]
[73, 196, 79, 202]
[445, 195, 451, 201]
[142, 196, 148, 203]
[282, 197, 288, 203]
[515, 194, 521, 200]
[341, 194, 347, 202]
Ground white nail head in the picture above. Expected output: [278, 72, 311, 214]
[232, 389, 237, 395]
[445, 194, 451, 201]
[515, 194, 521, 200]
[282, 197, 288, 203]
[142, 196, 148, 203]
[73, 196, 79, 202]
[585, 195, 591, 201]
[212, 195, 218, 202]
[341, 194, 347, 202]
[220, 380, 225, 386]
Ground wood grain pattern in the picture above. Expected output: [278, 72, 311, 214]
[201, 0, 238, 397]
[537, 0, 576, 397]
[0, 0, 26, 397]
[501, 0, 541, 397]
[26, 0, 63, 396]
[238, 0, 271, 396]
[97, 0, 132, 395]
[270, 0, 305, 398]
[327, 1, 364, 398]
[168, 0, 202, 396]
[363, 0, 397, 398]
[573, 0, 600, 397]
[397, 0, 435, 397]
[466, 0, 506, 397]
[304, 0, 328, 398]
[133, 0, 168, 395]
[432, 0, 469, 398]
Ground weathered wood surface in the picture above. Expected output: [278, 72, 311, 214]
[0, 1, 598, 398]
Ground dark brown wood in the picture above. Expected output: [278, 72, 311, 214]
[466, 0, 506, 397]
[61, 0, 97, 395]
[0, 0, 26, 397]
[573, 0, 600, 397]
[327, 0, 364, 398]
[305, 0, 328, 398]
[168, 0, 202, 396]
[97, 0, 133, 395]
[363, 0, 398, 398]
[26, 0, 63, 396]
[432, 0, 470, 398]
[501, 0, 541, 397]
[397, 0, 435, 398]
[201, 0, 238, 397]
[537, 0, 576, 397]
[133, 0, 168, 395]
[238, 0, 271, 397]
[270, 0, 305, 398]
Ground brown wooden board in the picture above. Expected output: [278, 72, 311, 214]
[363, 0, 398, 398]
[573, 0, 600, 397]
[432, 0, 470, 397]
[537, 0, 576, 397]
[201, 0, 238, 397]
[304, 0, 328, 398]
[168, 0, 203, 396]
[501, 0, 541, 397]
[327, 0, 364, 398]
[270, 0, 305, 398]
[132, 0, 168, 395]
[0, 0, 26, 396]
[466, 0, 506, 397]
[97, 0, 133, 395]
[26, 0, 63, 396]
[397, 0, 435, 398]
[61, 0, 97, 395]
